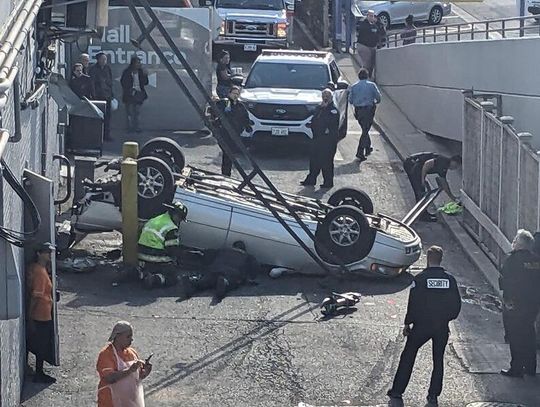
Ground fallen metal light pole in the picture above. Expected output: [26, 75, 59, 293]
[127, 0, 351, 274]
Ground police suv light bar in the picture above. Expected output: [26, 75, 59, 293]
[260, 50, 328, 58]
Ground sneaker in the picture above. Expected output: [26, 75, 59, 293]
[426, 395, 438, 406]
[33, 373, 56, 384]
[356, 154, 367, 162]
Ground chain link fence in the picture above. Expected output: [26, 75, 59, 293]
[462, 94, 540, 266]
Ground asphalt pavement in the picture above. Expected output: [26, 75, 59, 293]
[21, 11, 540, 407]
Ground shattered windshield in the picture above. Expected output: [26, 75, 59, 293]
[216, 0, 285, 10]
[245, 62, 330, 90]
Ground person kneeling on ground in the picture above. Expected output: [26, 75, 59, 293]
[181, 241, 260, 300]
[137, 202, 188, 289]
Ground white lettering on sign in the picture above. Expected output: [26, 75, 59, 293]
[426, 278, 450, 289]
[88, 24, 187, 67]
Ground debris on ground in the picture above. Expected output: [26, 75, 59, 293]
[57, 257, 98, 273]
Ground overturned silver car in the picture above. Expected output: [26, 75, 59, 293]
[71, 138, 434, 277]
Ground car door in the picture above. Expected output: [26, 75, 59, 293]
[329, 61, 347, 124]
[23, 170, 60, 366]
[388, 1, 413, 24]
[410, 1, 430, 20]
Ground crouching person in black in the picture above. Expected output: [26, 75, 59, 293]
[181, 241, 260, 300]
[387, 245, 461, 407]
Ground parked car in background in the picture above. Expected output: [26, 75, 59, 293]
[528, 0, 540, 20]
[355, 1, 451, 28]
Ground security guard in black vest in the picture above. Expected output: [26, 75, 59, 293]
[499, 229, 540, 378]
[300, 88, 340, 189]
[388, 246, 461, 407]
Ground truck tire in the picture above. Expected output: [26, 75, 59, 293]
[137, 156, 175, 219]
[315, 205, 375, 264]
[328, 188, 374, 214]
[139, 137, 185, 174]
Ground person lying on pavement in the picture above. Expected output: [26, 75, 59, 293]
[180, 241, 260, 301]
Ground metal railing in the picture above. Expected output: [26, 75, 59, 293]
[386, 15, 540, 48]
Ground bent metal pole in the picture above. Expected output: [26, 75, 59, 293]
[127, 0, 351, 274]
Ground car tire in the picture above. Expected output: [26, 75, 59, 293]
[338, 107, 348, 139]
[315, 205, 375, 265]
[377, 12, 390, 29]
[137, 156, 175, 220]
[428, 6, 443, 25]
[139, 137, 185, 174]
[328, 188, 374, 214]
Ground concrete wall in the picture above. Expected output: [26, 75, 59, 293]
[0, 4, 62, 405]
[376, 36, 540, 146]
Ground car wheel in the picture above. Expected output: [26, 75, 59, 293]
[137, 156, 175, 219]
[328, 188, 374, 214]
[428, 6, 443, 25]
[315, 205, 375, 264]
[139, 137, 185, 174]
[338, 107, 348, 139]
[377, 12, 390, 29]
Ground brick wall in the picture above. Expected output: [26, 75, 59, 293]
[295, 0, 330, 46]
[0, 4, 62, 404]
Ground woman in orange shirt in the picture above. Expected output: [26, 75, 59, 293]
[97, 321, 152, 407]
[26, 242, 56, 383]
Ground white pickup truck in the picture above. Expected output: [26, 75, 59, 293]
[211, 0, 294, 53]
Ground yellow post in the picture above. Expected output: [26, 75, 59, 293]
[121, 142, 139, 267]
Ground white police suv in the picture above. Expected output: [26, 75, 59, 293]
[240, 50, 349, 141]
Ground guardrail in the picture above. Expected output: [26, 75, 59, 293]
[461, 90, 539, 266]
[386, 15, 540, 48]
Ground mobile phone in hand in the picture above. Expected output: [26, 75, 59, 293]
[145, 353, 154, 364]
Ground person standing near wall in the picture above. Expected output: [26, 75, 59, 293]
[121, 56, 149, 133]
[356, 10, 382, 77]
[400, 15, 417, 45]
[26, 243, 57, 384]
[348, 68, 381, 161]
[89, 52, 114, 141]
[69, 63, 94, 99]
[499, 229, 540, 378]
[80, 53, 90, 75]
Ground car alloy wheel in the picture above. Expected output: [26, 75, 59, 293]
[429, 6, 443, 25]
[378, 12, 390, 29]
[329, 214, 361, 247]
[138, 166, 165, 198]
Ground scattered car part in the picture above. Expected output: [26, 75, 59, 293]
[320, 292, 362, 316]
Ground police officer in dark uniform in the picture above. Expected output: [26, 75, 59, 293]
[499, 229, 540, 378]
[300, 88, 339, 189]
[388, 246, 461, 406]
[403, 152, 462, 221]
[213, 85, 252, 176]
[181, 241, 260, 300]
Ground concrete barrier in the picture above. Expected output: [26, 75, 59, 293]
[375, 36, 540, 147]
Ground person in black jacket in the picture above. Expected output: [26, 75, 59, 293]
[181, 241, 260, 300]
[89, 52, 114, 140]
[300, 88, 339, 189]
[388, 246, 461, 407]
[69, 63, 94, 99]
[356, 10, 386, 77]
[212, 85, 252, 176]
[499, 229, 540, 378]
[120, 56, 149, 133]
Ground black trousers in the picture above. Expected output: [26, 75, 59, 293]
[304, 141, 337, 185]
[221, 150, 233, 176]
[505, 306, 539, 374]
[403, 157, 427, 202]
[354, 106, 376, 157]
[390, 324, 449, 398]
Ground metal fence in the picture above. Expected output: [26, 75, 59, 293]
[461, 93, 540, 265]
[386, 15, 540, 48]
